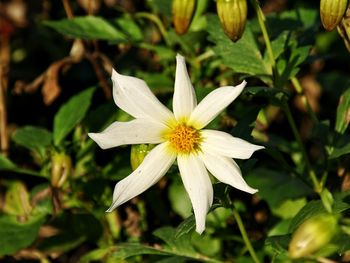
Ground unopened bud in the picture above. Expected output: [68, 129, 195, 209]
[130, 144, 155, 171]
[337, 4, 350, 52]
[217, 0, 247, 42]
[288, 214, 338, 259]
[320, 0, 348, 31]
[51, 152, 72, 188]
[172, 0, 196, 35]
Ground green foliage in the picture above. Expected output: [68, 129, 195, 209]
[53, 87, 95, 146]
[43, 16, 127, 41]
[0, 214, 46, 256]
[3, 1, 350, 262]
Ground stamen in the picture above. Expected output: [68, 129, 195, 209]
[168, 124, 201, 154]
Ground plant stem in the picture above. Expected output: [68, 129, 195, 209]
[282, 101, 321, 192]
[291, 77, 318, 123]
[251, 0, 275, 69]
[135, 12, 170, 46]
[232, 208, 261, 263]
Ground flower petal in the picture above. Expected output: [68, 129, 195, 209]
[201, 130, 264, 159]
[173, 54, 197, 120]
[88, 119, 167, 149]
[107, 142, 176, 211]
[189, 81, 246, 129]
[177, 154, 213, 234]
[201, 152, 258, 194]
[112, 69, 174, 123]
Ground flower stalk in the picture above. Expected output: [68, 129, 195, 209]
[232, 207, 261, 263]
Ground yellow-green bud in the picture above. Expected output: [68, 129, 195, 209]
[320, 0, 348, 31]
[130, 144, 155, 171]
[337, 5, 350, 52]
[288, 214, 338, 259]
[172, 0, 196, 35]
[3, 181, 32, 216]
[51, 152, 72, 188]
[216, 0, 247, 42]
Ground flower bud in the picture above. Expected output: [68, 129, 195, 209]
[288, 214, 338, 259]
[320, 0, 348, 31]
[51, 152, 72, 188]
[216, 0, 247, 42]
[172, 0, 196, 35]
[337, 4, 350, 52]
[130, 144, 155, 171]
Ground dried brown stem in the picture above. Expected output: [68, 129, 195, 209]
[85, 51, 112, 99]
[0, 36, 10, 156]
[62, 0, 74, 19]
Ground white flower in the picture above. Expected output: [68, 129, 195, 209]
[88, 54, 264, 234]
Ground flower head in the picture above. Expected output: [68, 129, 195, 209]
[88, 54, 264, 234]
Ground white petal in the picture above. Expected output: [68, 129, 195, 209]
[173, 54, 197, 120]
[107, 142, 176, 211]
[201, 152, 258, 194]
[88, 119, 167, 149]
[201, 130, 264, 159]
[189, 81, 247, 129]
[112, 69, 174, 123]
[177, 154, 213, 234]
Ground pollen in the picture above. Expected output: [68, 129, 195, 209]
[167, 124, 201, 154]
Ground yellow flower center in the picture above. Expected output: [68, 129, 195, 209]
[167, 124, 201, 154]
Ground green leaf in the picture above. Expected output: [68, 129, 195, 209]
[329, 141, 350, 159]
[53, 87, 95, 146]
[111, 243, 170, 259]
[335, 87, 350, 134]
[43, 16, 126, 41]
[246, 168, 313, 208]
[174, 215, 196, 239]
[0, 214, 46, 256]
[0, 153, 17, 169]
[12, 126, 52, 151]
[116, 16, 143, 41]
[168, 180, 192, 218]
[0, 154, 48, 178]
[288, 200, 350, 232]
[207, 15, 271, 82]
[153, 227, 195, 254]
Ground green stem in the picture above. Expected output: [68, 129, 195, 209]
[290, 77, 318, 123]
[232, 208, 261, 263]
[251, 0, 275, 69]
[282, 101, 321, 192]
[135, 12, 170, 46]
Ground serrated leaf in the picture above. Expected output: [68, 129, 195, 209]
[53, 87, 95, 146]
[153, 227, 195, 254]
[174, 216, 196, 239]
[288, 200, 350, 232]
[12, 126, 52, 151]
[335, 87, 350, 134]
[207, 15, 271, 82]
[0, 214, 46, 256]
[43, 16, 126, 41]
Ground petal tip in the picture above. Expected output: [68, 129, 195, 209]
[176, 53, 184, 60]
[195, 225, 205, 235]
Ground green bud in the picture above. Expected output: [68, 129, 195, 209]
[288, 214, 338, 259]
[3, 181, 32, 216]
[172, 0, 196, 35]
[216, 0, 247, 42]
[51, 152, 72, 188]
[337, 5, 350, 52]
[130, 144, 155, 171]
[320, 0, 348, 31]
